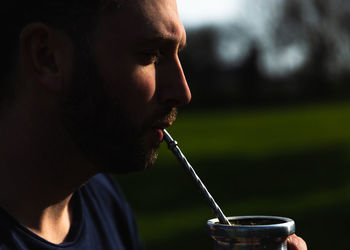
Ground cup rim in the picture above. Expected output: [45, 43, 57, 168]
[208, 215, 294, 228]
[207, 215, 296, 245]
[207, 215, 295, 239]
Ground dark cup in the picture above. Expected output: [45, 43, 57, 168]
[207, 215, 295, 250]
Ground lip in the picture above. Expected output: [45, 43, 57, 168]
[152, 123, 172, 141]
[153, 122, 172, 130]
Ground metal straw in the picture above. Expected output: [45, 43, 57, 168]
[162, 129, 231, 225]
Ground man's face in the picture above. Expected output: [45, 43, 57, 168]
[60, 0, 191, 173]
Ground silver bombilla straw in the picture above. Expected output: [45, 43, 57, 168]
[162, 129, 231, 225]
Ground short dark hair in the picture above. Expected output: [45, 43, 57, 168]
[0, 0, 121, 106]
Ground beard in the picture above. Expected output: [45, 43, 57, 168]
[59, 40, 177, 174]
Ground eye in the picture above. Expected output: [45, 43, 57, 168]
[140, 49, 163, 65]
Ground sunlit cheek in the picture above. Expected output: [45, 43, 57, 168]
[132, 66, 157, 104]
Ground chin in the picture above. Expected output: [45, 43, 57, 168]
[143, 148, 159, 169]
[96, 144, 159, 174]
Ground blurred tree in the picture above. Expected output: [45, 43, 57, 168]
[180, 0, 350, 109]
[273, 0, 350, 98]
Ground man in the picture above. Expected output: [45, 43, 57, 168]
[0, 0, 306, 249]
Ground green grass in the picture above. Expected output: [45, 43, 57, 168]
[115, 101, 350, 250]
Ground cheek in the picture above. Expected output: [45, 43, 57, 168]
[97, 55, 157, 103]
[105, 66, 156, 101]
[102, 64, 158, 126]
[94, 44, 158, 124]
[117, 66, 158, 127]
[93, 38, 157, 106]
[130, 66, 157, 103]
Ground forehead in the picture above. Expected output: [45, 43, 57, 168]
[98, 0, 186, 48]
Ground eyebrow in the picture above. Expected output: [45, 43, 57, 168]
[137, 35, 187, 51]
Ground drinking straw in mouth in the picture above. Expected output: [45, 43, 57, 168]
[162, 129, 231, 225]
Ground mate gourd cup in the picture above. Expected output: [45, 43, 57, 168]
[207, 215, 295, 250]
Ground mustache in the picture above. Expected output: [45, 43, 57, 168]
[154, 107, 178, 126]
[165, 107, 177, 124]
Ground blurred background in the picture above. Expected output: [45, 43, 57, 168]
[116, 0, 350, 249]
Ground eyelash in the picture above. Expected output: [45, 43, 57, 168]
[142, 50, 163, 65]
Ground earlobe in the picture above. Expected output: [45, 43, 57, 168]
[19, 23, 72, 93]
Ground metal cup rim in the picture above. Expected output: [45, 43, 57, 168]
[208, 215, 294, 227]
[207, 215, 295, 239]
[207, 215, 295, 245]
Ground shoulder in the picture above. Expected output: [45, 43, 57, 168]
[79, 174, 143, 250]
[85, 173, 121, 191]
[82, 173, 127, 205]
[85, 173, 125, 196]
[80, 173, 137, 224]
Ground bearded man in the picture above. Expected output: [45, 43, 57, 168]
[0, 0, 306, 249]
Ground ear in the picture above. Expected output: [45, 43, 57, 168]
[19, 23, 73, 93]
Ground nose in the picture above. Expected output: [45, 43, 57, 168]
[157, 56, 191, 107]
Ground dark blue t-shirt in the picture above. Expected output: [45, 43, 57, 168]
[0, 174, 143, 250]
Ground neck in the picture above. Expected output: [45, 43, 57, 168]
[23, 195, 74, 244]
[0, 99, 97, 244]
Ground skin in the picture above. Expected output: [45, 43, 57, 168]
[288, 234, 308, 250]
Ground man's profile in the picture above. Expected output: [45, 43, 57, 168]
[0, 0, 189, 248]
[0, 0, 306, 249]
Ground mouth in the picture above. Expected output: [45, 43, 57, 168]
[152, 122, 172, 142]
[150, 107, 177, 143]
